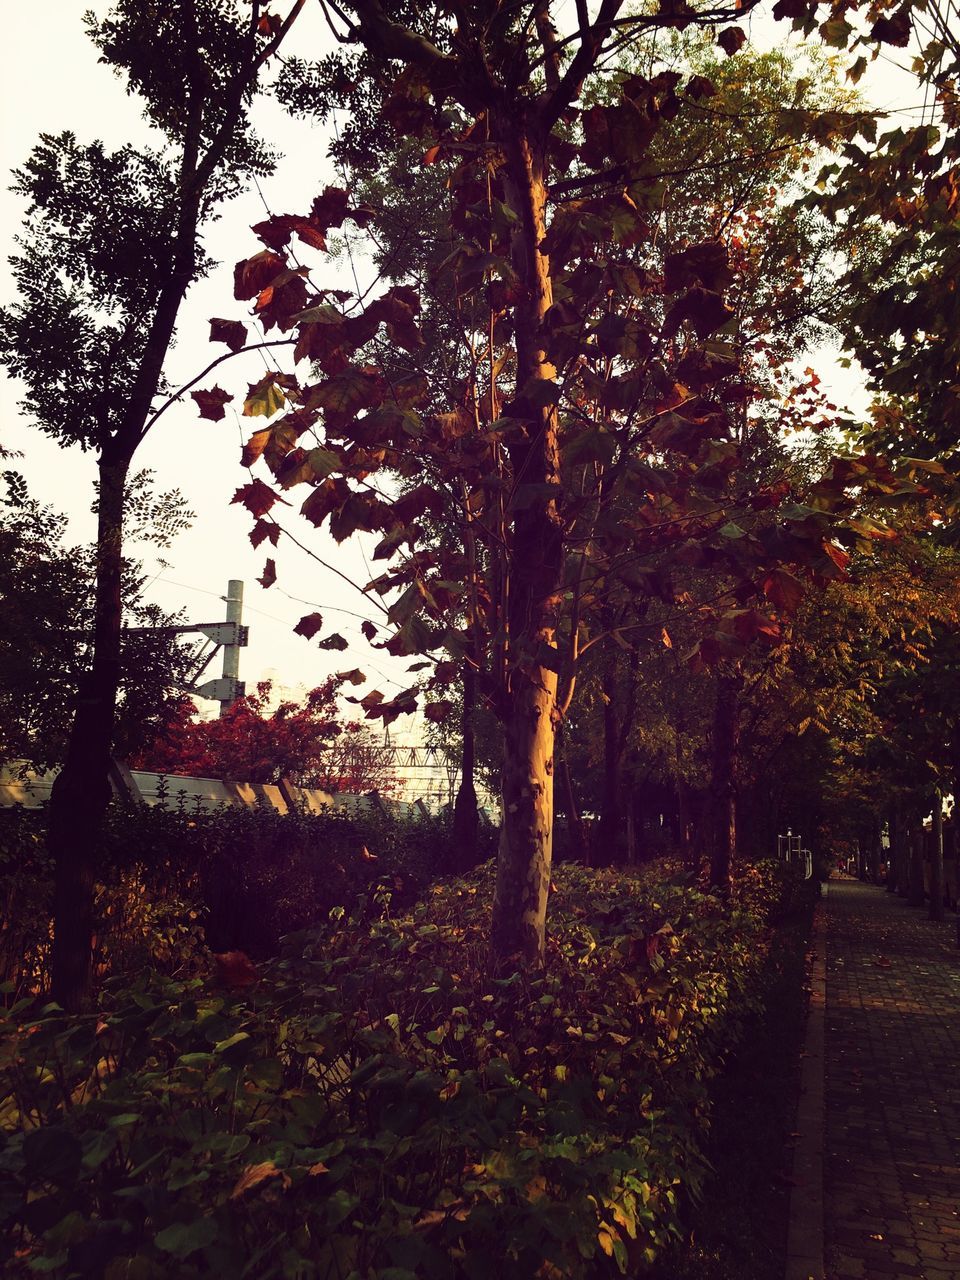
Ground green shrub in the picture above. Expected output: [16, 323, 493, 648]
[0, 859, 806, 1278]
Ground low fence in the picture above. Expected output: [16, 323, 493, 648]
[0, 760, 435, 824]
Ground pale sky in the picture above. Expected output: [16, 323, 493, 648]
[0, 2, 928, 733]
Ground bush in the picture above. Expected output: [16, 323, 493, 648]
[0, 859, 808, 1278]
[0, 799, 493, 995]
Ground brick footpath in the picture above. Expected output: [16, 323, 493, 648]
[823, 879, 960, 1280]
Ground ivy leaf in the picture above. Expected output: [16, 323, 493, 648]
[208, 318, 248, 353]
[294, 612, 324, 639]
[191, 387, 233, 420]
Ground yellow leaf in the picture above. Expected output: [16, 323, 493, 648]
[230, 1161, 290, 1199]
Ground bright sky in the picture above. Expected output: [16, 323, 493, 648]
[0, 1, 927, 729]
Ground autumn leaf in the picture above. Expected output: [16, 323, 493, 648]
[361, 620, 378, 641]
[230, 1161, 290, 1199]
[234, 249, 286, 301]
[763, 568, 804, 614]
[191, 387, 233, 420]
[232, 479, 286, 520]
[214, 950, 258, 988]
[249, 519, 280, 549]
[716, 26, 746, 55]
[258, 558, 277, 589]
[291, 613, 322, 641]
[317, 632, 349, 650]
[244, 375, 287, 419]
[423, 700, 453, 723]
[208, 318, 248, 353]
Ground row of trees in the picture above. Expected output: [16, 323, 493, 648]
[2, 0, 957, 1005]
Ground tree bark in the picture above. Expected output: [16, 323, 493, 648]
[709, 671, 741, 891]
[451, 666, 480, 872]
[489, 125, 563, 969]
[929, 791, 945, 922]
[49, 455, 129, 1009]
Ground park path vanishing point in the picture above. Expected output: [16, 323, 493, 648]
[797, 877, 960, 1280]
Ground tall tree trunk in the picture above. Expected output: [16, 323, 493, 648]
[709, 671, 741, 891]
[489, 127, 562, 968]
[451, 667, 479, 872]
[929, 791, 945, 921]
[49, 455, 129, 1009]
[908, 820, 926, 907]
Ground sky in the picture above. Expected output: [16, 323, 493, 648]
[0, 1, 929, 738]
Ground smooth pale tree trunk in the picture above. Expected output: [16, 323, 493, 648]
[451, 667, 479, 872]
[929, 791, 945, 922]
[49, 455, 129, 1009]
[709, 671, 741, 891]
[489, 126, 563, 969]
[908, 822, 926, 907]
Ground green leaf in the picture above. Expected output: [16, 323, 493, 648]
[243, 377, 287, 419]
[23, 1128, 83, 1184]
[154, 1217, 219, 1260]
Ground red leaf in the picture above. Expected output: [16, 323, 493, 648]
[361, 620, 377, 641]
[717, 26, 746, 55]
[259, 558, 277, 589]
[209, 318, 248, 353]
[294, 612, 324, 639]
[214, 950, 258, 988]
[191, 387, 233, 420]
[762, 568, 804, 614]
[232, 479, 285, 520]
[234, 250, 286, 301]
[249, 519, 280, 549]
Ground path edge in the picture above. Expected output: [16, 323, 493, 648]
[784, 892, 827, 1280]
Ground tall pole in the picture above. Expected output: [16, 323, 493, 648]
[219, 579, 244, 718]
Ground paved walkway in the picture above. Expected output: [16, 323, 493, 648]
[822, 879, 960, 1280]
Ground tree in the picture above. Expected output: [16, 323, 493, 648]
[134, 677, 398, 793]
[0, 471, 192, 772]
[212, 0, 901, 965]
[0, 0, 305, 1009]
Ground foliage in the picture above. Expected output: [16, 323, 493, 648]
[0, 473, 193, 771]
[0, 797, 492, 989]
[134, 677, 398, 792]
[0, 858, 809, 1279]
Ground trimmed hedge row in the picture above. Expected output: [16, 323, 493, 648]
[0, 858, 810, 1278]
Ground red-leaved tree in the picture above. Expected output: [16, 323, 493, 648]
[134, 677, 397, 793]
